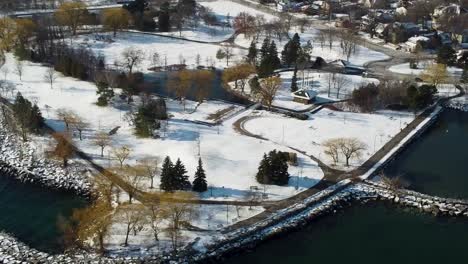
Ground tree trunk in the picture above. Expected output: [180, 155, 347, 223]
[98, 233, 105, 254]
[124, 224, 131, 246]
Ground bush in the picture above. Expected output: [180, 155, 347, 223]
[350, 83, 379, 112]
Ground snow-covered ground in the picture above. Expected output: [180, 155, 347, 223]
[229, 70, 379, 111]
[389, 61, 464, 77]
[71, 32, 245, 71]
[199, 0, 277, 21]
[106, 204, 264, 255]
[243, 108, 415, 170]
[275, 70, 379, 109]
[156, 24, 234, 43]
[235, 27, 390, 66]
[1, 53, 324, 202]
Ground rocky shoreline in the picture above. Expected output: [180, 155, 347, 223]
[445, 96, 468, 112]
[0, 126, 91, 197]
[184, 181, 468, 263]
[1, 179, 466, 263]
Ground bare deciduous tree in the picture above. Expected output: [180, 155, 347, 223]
[338, 138, 367, 167]
[259, 76, 282, 110]
[70, 114, 88, 141]
[56, 108, 76, 131]
[138, 156, 160, 189]
[15, 60, 24, 81]
[50, 132, 75, 167]
[339, 31, 357, 61]
[93, 131, 112, 157]
[167, 70, 193, 110]
[420, 63, 448, 88]
[164, 192, 197, 252]
[54, 2, 89, 36]
[332, 74, 350, 99]
[112, 145, 131, 168]
[71, 198, 113, 253]
[117, 204, 146, 247]
[121, 47, 144, 75]
[323, 138, 340, 164]
[44, 66, 57, 89]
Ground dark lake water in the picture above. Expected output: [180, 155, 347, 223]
[0, 109, 466, 259]
[226, 109, 468, 264]
[145, 71, 250, 104]
[0, 176, 87, 253]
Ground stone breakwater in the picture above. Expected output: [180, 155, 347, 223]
[445, 96, 468, 112]
[0, 128, 91, 196]
[357, 181, 468, 217]
[0, 232, 166, 264]
[184, 181, 468, 263]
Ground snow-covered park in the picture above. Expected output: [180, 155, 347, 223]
[72, 32, 245, 71]
[199, 0, 276, 22]
[274, 71, 379, 110]
[235, 27, 390, 66]
[388, 61, 464, 77]
[1, 53, 323, 202]
[243, 108, 415, 170]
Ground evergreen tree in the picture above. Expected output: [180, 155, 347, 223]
[247, 40, 258, 65]
[30, 104, 44, 133]
[96, 81, 114, 106]
[255, 150, 289, 185]
[436, 45, 456, 66]
[281, 33, 301, 67]
[268, 41, 281, 70]
[259, 38, 270, 62]
[12, 92, 44, 140]
[461, 68, 468, 84]
[192, 158, 207, 192]
[269, 150, 289, 185]
[255, 153, 270, 184]
[291, 67, 298, 92]
[173, 158, 191, 190]
[160, 156, 175, 191]
[158, 2, 171, 32]
[257, 40, 281, 77]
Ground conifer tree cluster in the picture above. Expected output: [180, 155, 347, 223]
[160, 157, 208, 192]
[256, 150, 290, 186]
[11, 92, 44, 140]
[281, 33, 302, 67]
[256, 38, 281, 77]
[160, 156, 191, 192]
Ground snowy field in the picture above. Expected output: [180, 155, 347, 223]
[243, 108, 415, 170]
[199, 0, 276, 21]
[156, 24, 234, 43]
[72, 32, 245, 71]
[389, 61, 464, 77]
[1, 53, 324, 202]
[106, 204, 264, 255]
[235, 27, 390, 66]
[274, 71, 379, 110]
[229, 70, 379, 111]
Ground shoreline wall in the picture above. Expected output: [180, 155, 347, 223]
[186, 181, 468, 263]
[0, 124, 91, 197]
